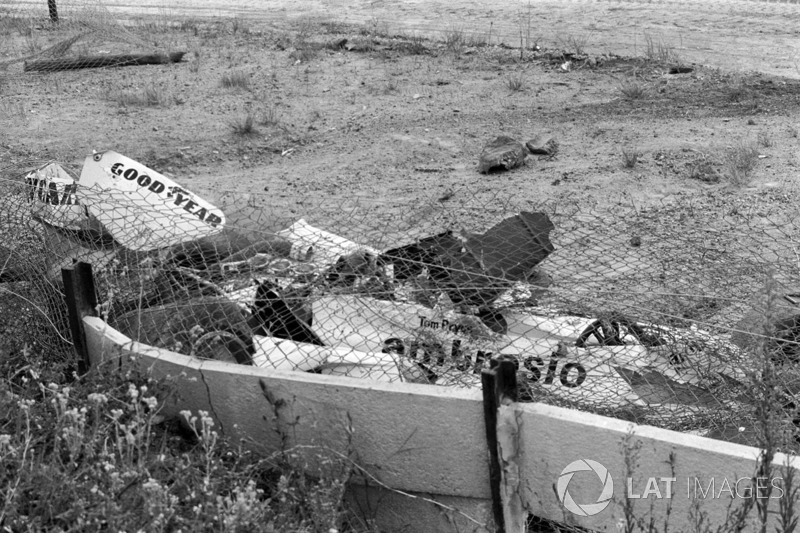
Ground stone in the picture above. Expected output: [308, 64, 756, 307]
[478, 136, 527, 173]
[525, 134, 559, 156]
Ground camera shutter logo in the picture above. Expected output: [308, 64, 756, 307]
[557, 459, 614, 516]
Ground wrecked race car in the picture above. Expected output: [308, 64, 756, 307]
[20, 151, 776, 423]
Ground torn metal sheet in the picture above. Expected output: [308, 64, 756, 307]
[380, 212, 555, 307]
[307, 294, 742, 413]
[78, 150, 226, 251]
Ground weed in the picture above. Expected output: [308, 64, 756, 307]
[622, 147, 641, 168]
[688, 158, 721, 183]
[190, 48, 201, 74]
[758, 131, 773, 148]
[790, 125, 798, 139]
[444, 25, 465, 57]
[643, 33, 679, 64]
[723, 139, 760, 186]
[619, 78, 645, 100]
[220, 70, 250, 90]
[0, 360, 355, 532]
[231, 113, 258, 136]
[725, 75, 749, 102]
[259, 106, 281, 128]
[112, 84, 173, 107]
[558, 32, 592, 56]
[506, 73, 527, 93]
[231, 17, 250, 35]
[405, 33, 428, 55]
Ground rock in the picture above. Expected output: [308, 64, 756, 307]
[478, 136, 527, 173]
[668, 66, 693, 74]
[525, 134, 559, 156]
[327, 38, 348, 50]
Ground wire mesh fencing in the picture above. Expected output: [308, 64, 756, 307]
[3, 151, 800, 448]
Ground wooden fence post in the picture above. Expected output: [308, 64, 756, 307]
[482, 356, 520, 533]
[61, 261, 97, 373]
[47, 0, 58, 23]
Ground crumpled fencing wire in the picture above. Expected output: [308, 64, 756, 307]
[3, 163, 800, 448]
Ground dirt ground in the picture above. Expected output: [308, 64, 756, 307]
[3, 3, 800, 445]
[2, 3, 800, 222]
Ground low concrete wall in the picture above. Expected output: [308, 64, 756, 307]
[83, 316, 495, 532]
[84, 315, 800, 533]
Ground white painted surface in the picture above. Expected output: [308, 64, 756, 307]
[78, 151, 225, 250]
[84, 316, 800, 532]
[517, 402, 800, 531]
[83, 316, 491, 501]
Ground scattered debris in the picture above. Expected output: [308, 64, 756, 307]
[381, 212, 554, 307]
[327, 38, 348, 50]
[478, 135, 527, 173]
[24, 52, 186, 72]
[17, 151, 764, 415]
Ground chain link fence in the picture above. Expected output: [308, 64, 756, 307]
[3, 150, 800, 449]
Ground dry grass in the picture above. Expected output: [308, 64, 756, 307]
[622, 147, 641, 168]
[619, 78, 645, 99]
[557, 32, 592, 56]
[112, 84, 173, 107]
[220, 69, 251, 90]
[643, 33, 680, 64]
[723, 139, 760, 186]
[506, 72, 527, 93]
[231, 112, 258, 136]
[443, 25, 466, 57]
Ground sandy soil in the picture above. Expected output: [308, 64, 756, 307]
[4, 0, 800, 78]
[2, 3, 800, 443]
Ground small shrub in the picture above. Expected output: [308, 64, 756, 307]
[622, 147, 641, 168]
[789, 125, 798, 138]
[619, 78, 645, 99]
[758, 131, 773, 148]
[443, 25, 465, 57]
[725, 75, 749, 102]
[405, 33, 428, 55]
[220, 70, 251, 90]
[558, 33, 592, 56]
[643, 33, 679, 64]
[231, 113, 258, 136]
[723, 140, 760, 186]
[259, 106, 280, 127]
[0, 361, 355, 532]
[506, 73, 527, 93]
[113, 84, 173, 107]
[688, 159, 721, 183]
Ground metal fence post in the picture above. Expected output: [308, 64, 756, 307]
[482, 356, 519, 533]
[61, 261, 97, 373]
[47, 0, 58, 23]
